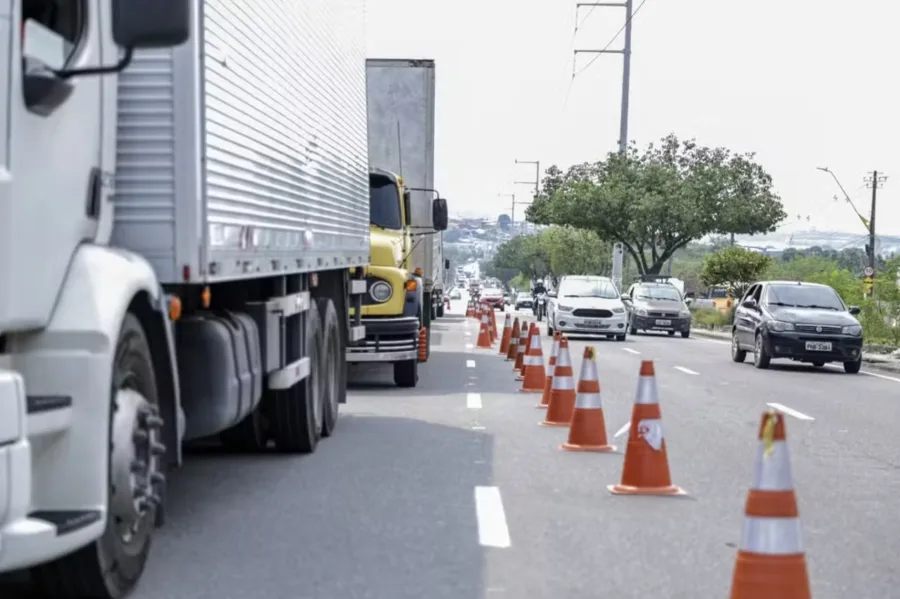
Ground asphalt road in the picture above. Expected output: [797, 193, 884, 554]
[4, 302, 899, 598]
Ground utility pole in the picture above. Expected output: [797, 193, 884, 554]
[863, 172, 888, 286]
[574, 1, 633, 154]
[497, 193, 515, 224]
[514, 159, 541, 226]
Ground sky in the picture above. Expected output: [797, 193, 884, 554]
[364, 0, 900, 236]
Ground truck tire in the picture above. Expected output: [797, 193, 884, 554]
[317, 297, 341, 438]
[31, 313, 162, 599]
[270, 301, 323, 453]
[394, 359, 418, 387]
[436, 302, 445, 317]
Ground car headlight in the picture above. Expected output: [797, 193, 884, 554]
[612, 307, 626, 314]
[557, 304, 574, 312]
[768, 320, 794, 332]
[842, 324, 862, 336]
[369, 281, 393, 303]
[679, 309, 691, 318]
[635, 308, 648, 316]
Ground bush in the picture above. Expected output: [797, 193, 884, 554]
[691, 307, 734, 329]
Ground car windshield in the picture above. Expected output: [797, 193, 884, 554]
[765, 285, 845, 311]
[635, 285, 682, 302]
[483, 288, 502, 296]
[517, 293, 530, 299]
[559, 279, 619, 299]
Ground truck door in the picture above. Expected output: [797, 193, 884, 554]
[8, 1, 104, 327]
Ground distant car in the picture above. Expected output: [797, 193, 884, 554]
[622, 281, 692, 338]
[514, 292, 533, 310]
[450, 288, 462, 300]
[481, 287, 505, 311]
[731, 280, 863, 373]
[547, 275, 628, 340]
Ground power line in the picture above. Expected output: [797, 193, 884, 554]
[572, 0, 649, 78]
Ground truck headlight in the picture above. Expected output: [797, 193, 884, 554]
[842, 324, 862, 336]
[369, 281, 393, 303]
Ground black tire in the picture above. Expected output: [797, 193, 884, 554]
[270, 301, 323, 453]
[668, 330, 675, 336]
[219, 408, 268, 452]
[811, 361, 825, 368]
[317, 298, 341, 438]
[394, 359, 418, 387]
[436, 303, 445, 317]
[616, 334, 626, 341]
[731, 331, 746, 363]
[31, 313, 159, 599]
[843, 358, 862, 374]
[681, 330, 690, 338]
[753, 333, 771, 369]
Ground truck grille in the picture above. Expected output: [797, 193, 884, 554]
[348, 332, 418, 354]
[794, 324, 843, 334]
[573, 308, 613, 318]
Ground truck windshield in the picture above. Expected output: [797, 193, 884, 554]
[369, 175, 403, 230]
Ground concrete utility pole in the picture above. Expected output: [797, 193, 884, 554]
[574, 1, 633, 154]
[513, 159, 541, 224]
[864, 171, 888, 269]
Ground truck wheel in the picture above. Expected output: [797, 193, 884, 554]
[436, 303, 445, 317]
[317, 297, 341, 438]
[270, 301, 323, 453]
[219, 408, 268, 452]
[394, 359, 418, 387]
[31, 313, 162, 599]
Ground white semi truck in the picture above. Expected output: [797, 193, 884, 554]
[1, 0, 369, 596]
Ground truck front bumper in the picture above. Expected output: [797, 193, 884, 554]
[346, 316, 420, 362]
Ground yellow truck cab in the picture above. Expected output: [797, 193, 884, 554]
[347, 169, 424, 386]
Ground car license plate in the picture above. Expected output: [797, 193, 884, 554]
[585, 319, 607, 328]
[805, 341, 832, 352]
[655, 319, 671, 326]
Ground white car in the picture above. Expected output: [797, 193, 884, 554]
[547, 275, 628, 340]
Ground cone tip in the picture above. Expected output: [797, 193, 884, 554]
[757, 410, 787, 441]
[639, 360, 654, 376]
[583, 346, 595, 359]
[559, 336, 568, 347]
[553, 330, 561, 339]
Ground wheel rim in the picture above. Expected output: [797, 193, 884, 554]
[731, 335, 739, 357]
[324, 328, 339, 418]
[310, 337, 323, 430]
[754, 336, 762, 363]
[110, 388, 163, 554]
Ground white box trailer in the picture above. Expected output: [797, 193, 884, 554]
[0, 0, 368, 596]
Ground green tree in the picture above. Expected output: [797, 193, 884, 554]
[700, 247, 772, 298]
[540, 226, 611, 276]
[491, 234, 551, 280]
[526, 134, 787, 274]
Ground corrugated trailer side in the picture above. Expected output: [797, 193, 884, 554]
[112, 0, 370, 284]
[365, 59, 436, 291]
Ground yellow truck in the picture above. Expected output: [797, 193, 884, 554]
[347, 58, 449, 387]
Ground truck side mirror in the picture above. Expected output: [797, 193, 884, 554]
[113, 0, 191, 48]
[432, 198, 448, 231]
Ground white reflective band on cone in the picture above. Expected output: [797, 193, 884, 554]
[581, 359, 598, 381]
[741, 516, 804, 554]
[549, 341, 559, 359]
[529, 338, 542, 350]
[575, 392, 602, 409]
[752, 440, 794, 491]
[552, 376, 575, 390]
[556, 349, 572, 367]
[634, 376, 658, 405]
[523, 355, 542, 366]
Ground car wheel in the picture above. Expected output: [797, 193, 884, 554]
[731, 331, 746, 363]
[667, 330, 675, 336]
[616, 334, 626, 341]
[843, 358, 862, 374]
[681, 330, 690, 338]
[811, 361, 824, 368]
[547, 319, 554, 336]
[753, 333, 771, 369]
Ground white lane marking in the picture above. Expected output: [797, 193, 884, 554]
[674, 366, 699, 375]
[767, 402, 815, 421]
[622, 347, 640, 355]
[465, 331, 472, 337]
[466, 359, 476, 368]
[472, 425, 486, 430]
[824, 364, 900, 383]
[465, 343, 474, 350]
[613, 421, 631, 438]
[467, 393, 482, 409]
[474, 486, 511, 548]
[692, 336, 730, 346]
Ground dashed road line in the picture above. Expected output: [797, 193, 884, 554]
[467, 392, 482, 409]
[622, 348, 640, 355]
[474, 486, 511, 548]
[613, 421, 631, 438]
[465, 343, 474, 350]
[466, 359, 476, 368]
[674, 366, 699, 375]
[767, 402, 815, 421]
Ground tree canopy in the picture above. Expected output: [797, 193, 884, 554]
[526, 134, 787, 274]
[700, 247, 772, 298]
[490, 226, 610, 285]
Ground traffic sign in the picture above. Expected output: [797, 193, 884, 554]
[864, 266, 875, 277]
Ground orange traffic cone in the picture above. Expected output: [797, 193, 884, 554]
[541, 337, 576, 425]
[498, 313, 512, 355]
[519, 324, 546, 392]
[476, 310, 493, 349]
[505, 318, 520, 361]
[465, 301, 474, 318]
[729, 411, 811, 599]
[561, 346, 614, 452]
[488, 308, 497, 343]
[608, 360, 685, 496]
[537, 331, 562, 409]
[514, 323, 531, 376]
[417, 326, 428, 362]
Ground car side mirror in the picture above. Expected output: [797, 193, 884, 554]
[743, 298, 757, 309]
[621, 297, 632, 304]
[432, 198, 448, 231]
[444, 259, 450, 269]
[113, 0, 191, 48]
[848, 305, 861, 315]
[684, 298, 693, 306]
